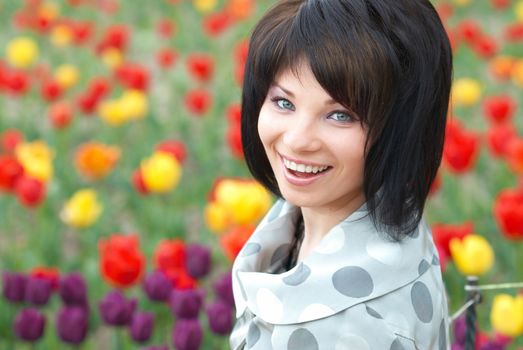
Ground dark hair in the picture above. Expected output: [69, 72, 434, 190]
[241, 0, 452, 240]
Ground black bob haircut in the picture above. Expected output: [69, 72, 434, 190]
[241, 0, 453, 240]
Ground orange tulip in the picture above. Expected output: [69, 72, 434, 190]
[75, 142, 120, 180]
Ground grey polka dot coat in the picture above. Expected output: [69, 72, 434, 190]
[230, 200, 450, 350]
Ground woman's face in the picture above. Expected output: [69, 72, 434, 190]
[258, 62, 367, 216]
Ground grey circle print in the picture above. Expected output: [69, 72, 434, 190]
[283, 263, 311, 286]
[267, 200, 284, 222]
[287, 328, 319, 350]
[418, 259, 430, 275]
[332, 266, 374, 297]
[241, 243, 261, 257]
[410, 281, 433, 323]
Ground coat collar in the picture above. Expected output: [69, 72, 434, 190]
[232, 199, 440, 325]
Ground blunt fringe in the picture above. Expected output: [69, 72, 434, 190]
[241, 0, 452, 240]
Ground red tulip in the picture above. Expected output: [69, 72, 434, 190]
[472, 35, 498, 58]
[185, 89, 212, 115]
[486, 123, 517, 157]
[506, 138, 523, 174]
[30, 266, 60, 290]
[87, 76, 111, 100]
[220, 225, 255, 261]
[115, 62, 149, 91]
[234, 40, 249, 66]
[154, 239, 186, 273]
[483, 94, 516, 124]
[186, 54, 214, 83]
[203, 11, 233, 37]
[76, 93, 99, 115]
[155, 140, 187, 164]
[156, 48, 178, 69]
[0, 129, 24, 153]
[69, 20, 94, 45]
[99, 234, 145, 288]
[493, 188, 523, 240]
[131, 169, 149, 195]
[428, 171, 441, 196]
[505, 23, 523, 42]
[226, 123, 243, 159]
[443, 119, 480, 173]
[3, 69, 30, 95]
[15, 175, 46, 207]
[436, 3, 454, 22]
[156, 18, 175, 38]
[0, 155, 24, 192]
[96, 24, 130, 53]
[41, 79, 63, 102]
[456, 20, 482, 45]
[48, 101, 74, 129]
[226, 104, 241, 124]
[490, 0, 511, 10]
[432, 221, 474, 258]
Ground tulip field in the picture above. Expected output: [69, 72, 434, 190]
[1, 0, 523, 349]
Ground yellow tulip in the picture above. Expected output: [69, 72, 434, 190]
[54, 64, 79, 89]
[452, 0, 471, 6]
[101, 48, 124, 69]
[451, 78, 482, 107]
[50, 25, 72, 47]
[449, 234, 494, 276]
[516, 1, 523, 22]
[119, 90, 148, 120]
[214, 179, 272, 226]
[491, 294, 523, 337]
[15, 140, 54, 183]
[38, 1, 60, 21]
[5, 37, 39, 68]
[98, 99, 127, 126]
[193, 0, 217, 13]
[141, 152, 181, 193]
[512, 59, 523, 88]
[204, 202, 230, 233]
[60, 189, 103, 228]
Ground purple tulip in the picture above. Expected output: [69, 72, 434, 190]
[14, 308, 46, 342]
[25, 276, 52, 306]
[172, 319, 202, 350]
[56, 306, 88, 344]
[170, 288, 204, 319]
[452, 316, 466, 345]
[59, 272, 87, 306]
[451, 344, 463, 350]
[142, 346, 169, 350]
[2, 271, 28, 303]
[480, 339, 509, 350]
[185, 244, 211, 279]
[143, 270, 172, 302]
[213, 271, 233, 307]
[98, 290, 137, 326]
[206, 300, 233, 335]
[130, 311, 154, 343]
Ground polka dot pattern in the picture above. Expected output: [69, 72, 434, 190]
[283, 263, 311, 286]
[366, 234, 403, 266]
[365, 305, 383, 319]
[287, 328, 319, 350]
[267, 200, 284, 222]
[246, 322, 261, 349]
[241, 243, 261, 257]
[298, 303, 334, 322]
[411, 281, 433, 323]
[314, 226, 345, 255]
[335, 334, 371, 350]
[418, 259, 430, 275]
[332, 266, 374, 298]
[390, 338, 406, 350]
[230, 200, 447, 350]
[432, 254, 440, 266]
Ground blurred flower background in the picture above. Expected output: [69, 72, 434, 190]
[0, 0, 523, 349]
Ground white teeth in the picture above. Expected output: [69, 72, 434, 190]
[283, 158, 329, 174]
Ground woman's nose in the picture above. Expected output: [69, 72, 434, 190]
[282, 118, 322, 153]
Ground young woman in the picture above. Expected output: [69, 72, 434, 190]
[230, 0, 452, 349]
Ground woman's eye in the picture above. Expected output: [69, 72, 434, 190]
[329, 111, 353, 122]
[273, 98, 295, 111]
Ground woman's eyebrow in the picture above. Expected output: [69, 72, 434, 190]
[271, 83, 338, 105]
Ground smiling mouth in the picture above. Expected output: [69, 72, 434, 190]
[282, 157, 332, 178]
